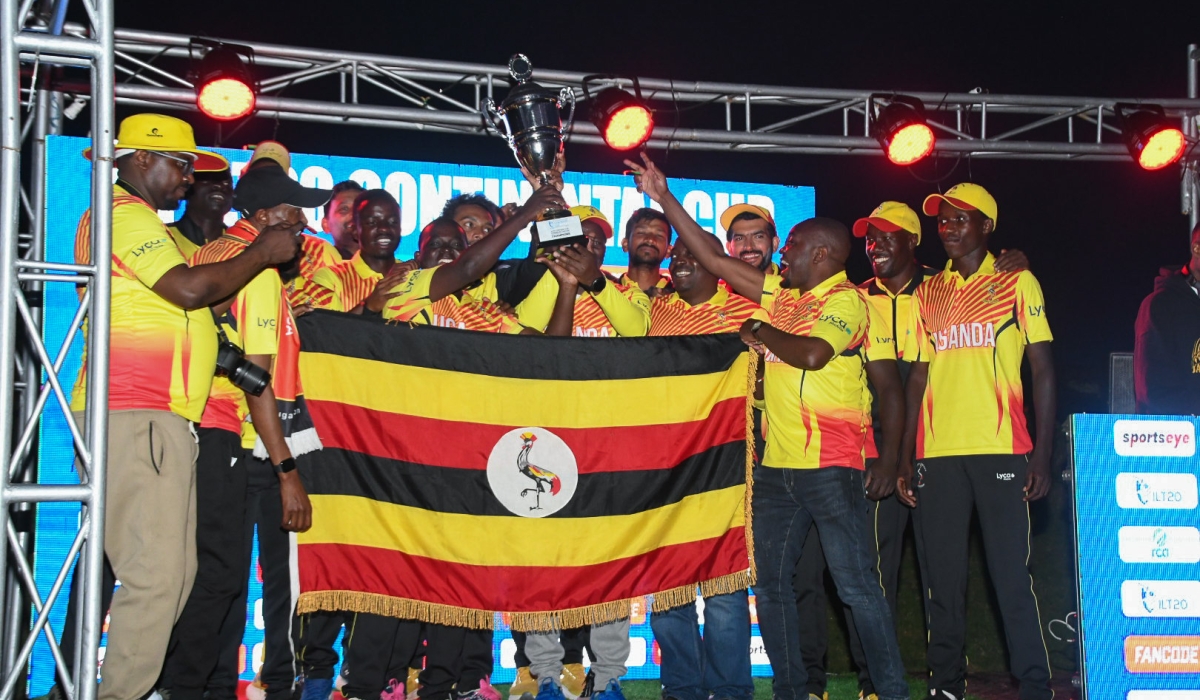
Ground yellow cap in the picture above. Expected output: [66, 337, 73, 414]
[570, 205, 613, 239]
[719, 203, 774, 233]
[922, 183, 998, 228]
[853, 201, 922, 244]
[84, 113, 227, 171]
[248, 140, 291, 171]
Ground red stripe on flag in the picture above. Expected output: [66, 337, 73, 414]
[307, 397, 745, 473]
[298, 527, 747, 612]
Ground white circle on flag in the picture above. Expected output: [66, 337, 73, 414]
[486, 427, 578, 518]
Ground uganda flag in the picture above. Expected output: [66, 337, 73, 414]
[294, 311, 755, 631]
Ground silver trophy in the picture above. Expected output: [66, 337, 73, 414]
[484, 54, 576, 225]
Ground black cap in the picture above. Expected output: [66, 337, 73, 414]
[233, 163, 330, 215]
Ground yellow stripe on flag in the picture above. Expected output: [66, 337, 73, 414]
[300, 352, 749, 428]
[299, 486, 746, 567]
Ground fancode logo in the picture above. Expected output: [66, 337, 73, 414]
[1124, 636, 1200, 673]
[1118, 526, 1200, 564]
[1114, 419, 1195, 457]
[1116, 473, 1198, 510]
[1121, 580, 1200, 618]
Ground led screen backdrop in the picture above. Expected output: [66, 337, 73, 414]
[29, 134, 815, 693]
[1072, 414, 1200, 700]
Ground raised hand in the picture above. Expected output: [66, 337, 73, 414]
[623, 152, 669, 203]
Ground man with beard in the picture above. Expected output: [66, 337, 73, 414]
[67, 114, 300, 700]
[323, 180, 366, 259]
[167, 164, 232, 259]
[619, 208, 672, 295]
[628, 152, 911, 700]
[722, 204, 780, 275]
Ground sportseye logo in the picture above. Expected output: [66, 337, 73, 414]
[1116, 473, 1198, 510]
[1114, 420, 1195, 457]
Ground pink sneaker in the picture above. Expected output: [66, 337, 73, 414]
[380, 679, 405, 700]
[456, 679, 501, 700]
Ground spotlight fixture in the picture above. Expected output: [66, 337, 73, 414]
[190, 40, 257, 121]
[1115, 103, 1186, 171]
[872, 95, 936, 166]
[582, 75, 654, 151]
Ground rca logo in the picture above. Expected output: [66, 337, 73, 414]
[1118, 526, 1200, 564]
[1114, 420, 1195, 458]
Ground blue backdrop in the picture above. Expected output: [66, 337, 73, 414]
[1072, 414, 1200, 699]
[28, 134, 816, 693]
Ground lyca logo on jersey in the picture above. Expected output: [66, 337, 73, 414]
[932, 322, 996, 351]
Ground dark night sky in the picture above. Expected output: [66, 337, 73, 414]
[81, 0, 1199, 416]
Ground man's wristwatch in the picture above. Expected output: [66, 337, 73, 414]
[273, 457, 297, 474]
[587, 275, 606, 294]
[750, 320, 764, 339]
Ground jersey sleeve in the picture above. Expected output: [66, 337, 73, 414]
[308, 266, 345, 311]
[382, 267, 437, 322]
[1015, 271, 1053, 344]
[513, 271, 558, 331]
[593, 281, 651, 337]
[236, 270, 283, 356]
[111, 204, 188, 288]
[902, 290, 934, 362]
[861, 292, 897, 362]
[807, 288, 865, 356]
[759, 273, 785, 318]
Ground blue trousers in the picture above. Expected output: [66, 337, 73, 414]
[650, 590, 753, 700]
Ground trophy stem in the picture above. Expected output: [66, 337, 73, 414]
[537, 172, 570, 220]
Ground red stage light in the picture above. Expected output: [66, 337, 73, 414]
[603, 104, 654, 151]
[1138, 127, 1185, 171]
[1116, 103, 1187, 171]
[886, 122, 936, 166]
[197, 77, 255, 121]
[191, 42, 257, 122]
[872, 96, 936, 166]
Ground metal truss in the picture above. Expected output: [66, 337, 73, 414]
[1, 0, 113, 699]
[34, 26, 1200, 167]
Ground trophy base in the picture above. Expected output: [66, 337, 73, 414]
[533, 210, 588, 254]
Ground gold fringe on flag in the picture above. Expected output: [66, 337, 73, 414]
[649, 569, 755, 613]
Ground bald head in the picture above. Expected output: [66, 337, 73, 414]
[781, 217, 852, 293]
[790, 217, 851, 265]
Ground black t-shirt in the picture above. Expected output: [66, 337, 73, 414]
[492, 257, 549, 307]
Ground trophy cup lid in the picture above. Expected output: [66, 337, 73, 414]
[503, 54, 552, 103]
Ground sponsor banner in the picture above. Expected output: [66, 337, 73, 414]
[1116, 473, 1199, 510]
[1124, 636, 1200, 673]
[1118, 527, 1200, 564]
[1121, 581, 1200, 618]
[1128, 691, 1200, 699]
[1114, 419, 1196, 458]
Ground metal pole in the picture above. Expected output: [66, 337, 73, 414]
[1186, 44, 1198, 233]
[77, 0, 113, 696]
[0, 4, 27, 677]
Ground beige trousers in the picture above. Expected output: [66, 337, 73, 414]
[84, 410, 198, 700]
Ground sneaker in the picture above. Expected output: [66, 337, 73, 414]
[930, 692, 959, 700]
[407, 668, 422, 700]
[457, 680, 501, 700]
[535, 680, 565, 700]
[580, 672, 595, 700]
[508, 668, 537, 699]
[590, 681, 624, 700]
[302, 678, 335, 700]
[559, 665, 587, 700]
[381, 679, 406, 700]
[858, 694, 878, 700]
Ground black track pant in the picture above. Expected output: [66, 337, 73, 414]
[913, 454, 1052, 700]
[341, 613, 422, 700]
[418, 624, 494, 700]
[296, 611, 346, 681]
[160, 428, 247, 700]
[58, 558, 116, 697]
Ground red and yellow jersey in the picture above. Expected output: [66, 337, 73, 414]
[760, 271, 894, 470]
[308, 252, 384, 312]
[648, 286, 767, 336]
[382, 266, 524, 334]
[518, 272, 651, 337]
[190, 220, 291, 446]
[70, 185, 218, 422]
[904, 253, 1052, 459]
[285, 233, 342, 307]
[620, 271, 671, 295]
